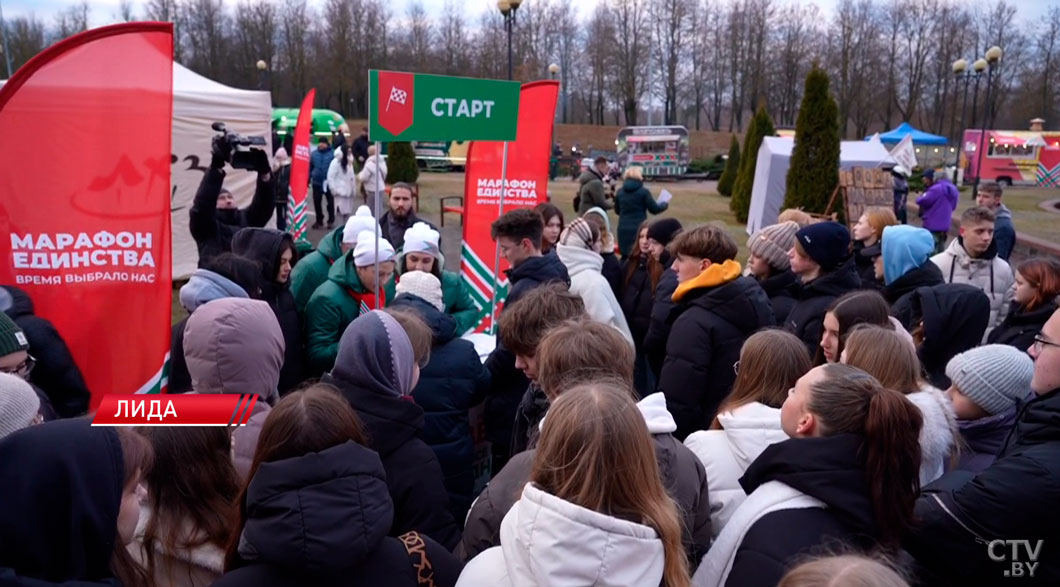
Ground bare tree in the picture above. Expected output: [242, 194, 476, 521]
[439, 0, 471, 75]
[182, 0, 229, 80]
[279, 0, 311, 102]
[53, 1, 90, 41]
[118, 0, 136, 21]
[653, 0, 688, 124]
[404, 1, 433, 72]
[144, 0, 184, 60]
[611, 0, 647, 125]
[6, 16, 47, 72]
[232, 1, 276, 89]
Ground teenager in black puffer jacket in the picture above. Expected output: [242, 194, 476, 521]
[389, 287, 490, 523]
[620, 221, 663, 396]
[232, 228, 305, 394]
[642, 218, 684, 379]
[987, 257, 1060, 353]
[786, 223, 861, 356]
[657, 226, 775, 439]
[215, 386, 462, 587]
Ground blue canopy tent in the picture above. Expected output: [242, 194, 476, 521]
[866, 122, 948, 145]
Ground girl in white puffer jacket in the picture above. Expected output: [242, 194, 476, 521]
[684, 329, 813, 536]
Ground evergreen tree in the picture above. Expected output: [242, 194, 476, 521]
[783, 64, 840, 215]
[730, 103, 776, 222]
[385, 141, 420, 184]
[717, 135, 741, 197]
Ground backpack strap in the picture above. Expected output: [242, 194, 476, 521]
[398, 531, 436, 587]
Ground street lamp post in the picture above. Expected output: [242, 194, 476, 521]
[972, 46, 1003, 196]
[497, 0, 522, 81]
[255, 59, 268, 91]
[950, 58, 984, 184]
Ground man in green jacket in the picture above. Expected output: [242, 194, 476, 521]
[576, 157, 613, 215]
[389, 222, 480, 334]
[290, 206, 376, 312]
[304, 231, 396, 374]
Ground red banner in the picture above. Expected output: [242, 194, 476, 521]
[460, 81, 559, 333]
[0, 24, 174, 408]
[287, 88, 315, 243]
[378, 71, 415, 136]
[92, 394, 258, 426]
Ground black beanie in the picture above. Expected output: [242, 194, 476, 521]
[647, 218, 683, 246]
[795, 222, 850, 271]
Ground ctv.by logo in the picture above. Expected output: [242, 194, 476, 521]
[989, 539, 1044, 578]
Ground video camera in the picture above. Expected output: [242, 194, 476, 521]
[211, 122, 269, 171]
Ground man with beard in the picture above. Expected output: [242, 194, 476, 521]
[378, 182, 437, 251]
[189, 133, 276, 267]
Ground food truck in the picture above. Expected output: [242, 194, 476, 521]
[616, 125, 690, 177]
[961, 126, 1060, 186]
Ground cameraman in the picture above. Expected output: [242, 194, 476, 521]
[189, 132, 276, 268]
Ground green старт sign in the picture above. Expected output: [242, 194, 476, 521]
[368, 70, 521, 142]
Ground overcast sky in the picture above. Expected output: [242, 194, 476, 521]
[3, 0, 1054, 29]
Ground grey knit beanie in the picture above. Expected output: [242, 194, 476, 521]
[748, 221, 799, 271]
[946, 344, 1034, 415]
[0, 372, 40, 439]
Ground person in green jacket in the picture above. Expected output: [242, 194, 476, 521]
[576, 157, 612, 215]
[304, 231, 396, 374]
[290, 206, 376, 312]
[390, 222, 479, 334]
[614, 166, 668, 257]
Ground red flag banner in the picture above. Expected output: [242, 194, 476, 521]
[0, 24, 174, 408]
[377, 70, 416, 136]
[287, 88, 315, 244]
[460, 81, 559, 333]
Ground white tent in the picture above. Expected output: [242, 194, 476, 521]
[746, 136, 895, 235]
[172, 64, 272, 278]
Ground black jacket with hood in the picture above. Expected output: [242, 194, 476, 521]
[757, 269, 800, 326]
[232, 228, 305, 394]
[643, 254, 680, 378]
[389, 294, 491, 523]
[987, 300, 1059, 353]
[905, 388, 1060, 586]
[620, 256, 655, 349]
[0, 419, 127, 586]
[853, 241, 883, 291]
[657, 262, 775, 439]
[0, 286, 90, 418]
[483, 253, 570, 462]
[189, 166, 275, 268]
[786, 259, 861, 356]
[214, 441, 462, 587]
[724, 435, 880, 587]
[884, 261, 945, 327]
[900, 283, 990, 389]
[321, 311, 461, 551]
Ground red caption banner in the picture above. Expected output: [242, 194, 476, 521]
[92, 394, 259, 426]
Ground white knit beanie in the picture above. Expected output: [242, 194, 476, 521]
[343, 206, 377, 244]
[396, 271, 445, 311]
[0, 372, 40, 439]
[353, 231, 396, 267]
[946, 344, 1034, 415]
[401, 222, 441, 259]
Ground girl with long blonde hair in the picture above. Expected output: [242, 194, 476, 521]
[457, 382, 691, 586]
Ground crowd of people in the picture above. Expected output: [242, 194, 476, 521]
[1, 154, 1059, 587]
